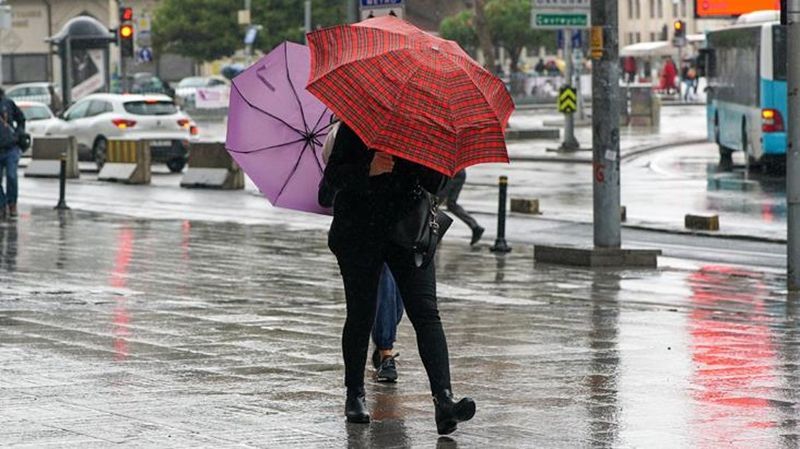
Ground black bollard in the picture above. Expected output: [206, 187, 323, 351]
[54, 155, 70, 211]
[490, 176, 511, 253]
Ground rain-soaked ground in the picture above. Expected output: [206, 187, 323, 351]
[1, 207, 799, 448]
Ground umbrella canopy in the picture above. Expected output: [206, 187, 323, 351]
[226, 41, 333, 215]
[306, 16, 514, 177]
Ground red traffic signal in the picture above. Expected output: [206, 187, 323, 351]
[119, 7, 133, 22]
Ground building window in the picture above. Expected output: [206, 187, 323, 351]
[658, 0, 663, 17]
[650, 32, 657, 41]
[649, 0, 655, 18]
[629, 0, 634, 19]
[636, 0, 641, 18]
[628, 33, 634, 45]
[672, 0, 678, 17]
[636, 32, 641, 43]
[681, 0, 687, 16]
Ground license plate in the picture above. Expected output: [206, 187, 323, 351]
[150, 140, 172, 147]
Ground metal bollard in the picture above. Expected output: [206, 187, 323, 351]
[54, 155, 70, 211]
[490, 176, 512, 253]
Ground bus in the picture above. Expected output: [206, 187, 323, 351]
[702, 10, 787, 171]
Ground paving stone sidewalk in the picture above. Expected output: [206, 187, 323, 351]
[0, 208, 797, 448]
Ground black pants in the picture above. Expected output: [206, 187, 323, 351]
[331, 238, 451, 395]
[439, 170, 480, 231]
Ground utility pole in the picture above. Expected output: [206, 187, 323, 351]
[787, 0, 800, 289]
[347, 0, 357, 23]
[591, 0, 621, 248]
[559, 28, 580, 151]
[304, 0, 311, 42]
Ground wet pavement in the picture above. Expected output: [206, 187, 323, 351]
[1, 208, 799, 448]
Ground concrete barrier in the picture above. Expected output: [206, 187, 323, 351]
[510, 198, 540, 214]
[180, 141, 244, 190]
[97, 140, 151, 184]
[685, 214, 719, 231]
[24, 136, 79, 179]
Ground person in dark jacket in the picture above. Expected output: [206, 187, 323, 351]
[322, 122, 475, 434]
[0, 88, 25, 220]
[438, 169, 484, 245]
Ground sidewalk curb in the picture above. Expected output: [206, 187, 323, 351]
[511, 137, 709, 164]
[472, 209, 786, 246]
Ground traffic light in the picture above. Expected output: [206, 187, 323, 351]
[119, 7, 133, 23]
[119, 23, 134, 57]
[673, 20, 686, 39]
[118, 6, 134, 58]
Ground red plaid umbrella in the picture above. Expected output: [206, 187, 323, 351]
[306, 16, 514, 176]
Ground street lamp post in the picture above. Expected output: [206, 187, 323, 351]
[787, 0, 800, 290]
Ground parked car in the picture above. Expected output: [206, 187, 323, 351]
[46, 93, 196, 172]
[16, 101, 62, 157]
[112, 72, 175, 97]
[6, 82, 63, 114]
[175, 76, 230, 108]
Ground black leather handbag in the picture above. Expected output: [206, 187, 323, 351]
[392, 186, 453, 268]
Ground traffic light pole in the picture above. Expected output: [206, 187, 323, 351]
[591, 0, 621, 248]
[787, 0, 800, 290]
[559, 28, 580, 152]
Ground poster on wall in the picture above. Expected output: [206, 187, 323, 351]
[696, 0, 780, 18]
[71, 49, 105, 100]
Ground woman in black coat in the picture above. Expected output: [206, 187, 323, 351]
[322, 122, 475, 435]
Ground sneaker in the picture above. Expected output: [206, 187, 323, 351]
[376, 354, 398, 383]
[470, 226, 485, 246]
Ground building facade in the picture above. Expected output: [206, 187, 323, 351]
[618, 0, 731, 46]
[0, 0, 193, 88]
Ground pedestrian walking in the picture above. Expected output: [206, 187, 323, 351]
[307, 16, 514, 434]
[438, 169, 484, 246]
[322, 121, 476, 434]
[0, 88, 25, 220]
[371, 264, 403, 383]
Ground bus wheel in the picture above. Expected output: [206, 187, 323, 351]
[718, 146, 733, 171]
[716, 115, 733, 170]
[742, 123, 759, 172]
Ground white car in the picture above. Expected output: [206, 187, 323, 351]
[16, 101, 62, 157]
[175, 76, 230, 108]
[47, 93, 196, 172]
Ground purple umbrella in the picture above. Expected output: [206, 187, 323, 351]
[226, 41, 333, 215]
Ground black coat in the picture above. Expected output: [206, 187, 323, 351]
[322, 123, 446, 250]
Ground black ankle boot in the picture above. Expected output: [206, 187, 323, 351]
[345, 388, 370, 423]
[433, 389, 476, 435]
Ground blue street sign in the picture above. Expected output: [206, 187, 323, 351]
[557, 30, 583, 49]
[361, 0, 403, 6]
[137, 47, 153, 63]
[244, 27, 258, 45]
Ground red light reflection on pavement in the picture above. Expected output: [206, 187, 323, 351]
[110, 228, 134, 361]
[689, 265, 776, 447]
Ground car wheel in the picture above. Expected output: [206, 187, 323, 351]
[166, 158, 186, 173]
[93, 137, 108, 170]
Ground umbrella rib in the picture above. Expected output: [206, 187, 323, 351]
[274, 139, 312, 204]
[232, 82, 306, 136]
[227, 137, 308, 154]
[284, 43, 311, 135]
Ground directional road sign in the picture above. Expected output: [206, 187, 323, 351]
[558, 86, 577, 114]
[533, 10, 589, 28]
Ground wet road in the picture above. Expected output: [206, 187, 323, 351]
[1, 209, 799, 448]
